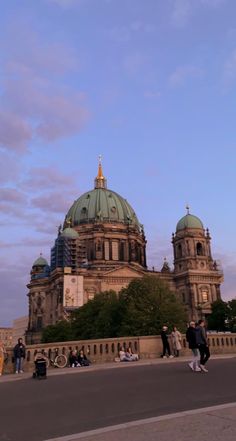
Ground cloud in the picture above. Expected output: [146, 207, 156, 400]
[31, 191, 74, 214]
[169, 65, 204, 87]
[170, 0, 227, 27]
[0, 152, 20, 184]
[107, 21, 156, 43]
[123, 53, 150, 76]
[21, 167, 75, 191]
[0, 26, 89, 152]
[171, 0, 192, 27]
[0, 111, 32, 152]
[0, 188, 26, 204]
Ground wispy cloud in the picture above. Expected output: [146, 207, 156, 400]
[169, 65, 204, 87]
[170, 0, 227, 27]
[0, 25, 89, 152]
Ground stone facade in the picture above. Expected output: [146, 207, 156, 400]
[0, 327, 13, 347]
[25, 164, 223, 344]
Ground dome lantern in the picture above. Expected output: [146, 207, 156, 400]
[94, 155, 107, 189]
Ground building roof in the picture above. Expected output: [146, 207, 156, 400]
[65, 161, 140, 228]
[176, 213, 204, 231]
[32, 255, 49, 266]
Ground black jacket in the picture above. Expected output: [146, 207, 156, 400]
[161, 330, 169, 343]
[13, 343, 26, 359]
[186, 327, 198, 349]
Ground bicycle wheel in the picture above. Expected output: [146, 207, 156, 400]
[55, 354, 67, 368]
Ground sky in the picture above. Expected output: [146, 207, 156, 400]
[1, 0, 236, 327]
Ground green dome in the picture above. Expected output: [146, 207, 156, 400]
[33, 256, 48, 266]
[176, 214, 204, 231]
[66, 188, 140, 228]
[61, 227, 79, 239]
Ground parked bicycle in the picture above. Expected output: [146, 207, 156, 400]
[36, 350, 67, 369]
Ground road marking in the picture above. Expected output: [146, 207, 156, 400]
[44, 401, 236, 441]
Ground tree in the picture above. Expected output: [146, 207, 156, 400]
[71, 290, 123, 340]
[207, 300, 229, 331]
[118, 276, 187, 336]
[42, 320, 73, 343]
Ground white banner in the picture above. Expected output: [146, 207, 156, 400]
[63, 275, 84, 308]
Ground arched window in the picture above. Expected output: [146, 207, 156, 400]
[177, 244, 182, 258]
[196, 242, 204, 256]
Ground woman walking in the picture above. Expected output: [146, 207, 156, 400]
[0, 340, 6, 376]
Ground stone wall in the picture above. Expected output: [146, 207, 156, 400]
[4, 333, 236, 374]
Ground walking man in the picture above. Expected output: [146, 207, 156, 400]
[13, 338, 26, 374]
[195, 320, 210, 372]
[186, 321, 201, 372]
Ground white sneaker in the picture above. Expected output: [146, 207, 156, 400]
[20, 370, 24, 373]
[169, 355, 174, 358]
[200, 364, 208, 372]
[72, 364, 75, 368]
[15, 371, 19, 374]
[195, 367, 201, 372]
[188, 362, 194, 371]
[162, 356, 167, 358]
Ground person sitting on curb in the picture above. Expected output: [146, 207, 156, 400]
[126, 347, 139, 361]
[119, 346, 132, 362]
[78, 349, 90, 367]
[69, 350, 80, 367]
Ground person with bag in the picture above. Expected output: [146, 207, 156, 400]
[77, 349, 90, 367]
[171, 326, 182, 357]
[13, 338, 26, 374]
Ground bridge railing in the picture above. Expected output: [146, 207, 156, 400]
[3, 333, 236, 374]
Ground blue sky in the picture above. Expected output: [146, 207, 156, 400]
[1, 0, 236, 326]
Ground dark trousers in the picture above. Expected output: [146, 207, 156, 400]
[199, 344, 210, 365]
[162, 341, 171, 357]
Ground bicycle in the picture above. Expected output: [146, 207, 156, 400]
[38, 351, 68, 369]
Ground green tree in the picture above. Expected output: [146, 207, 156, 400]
[207, 300, 229, 331]
[118, 276, 187, 336]
[228, 299, 236, 332]
[71, 290, 123, 340]
[42, 320, 73, 343]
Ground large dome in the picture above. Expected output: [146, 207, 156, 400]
[65, 160, 140, 228]
[66, 188, 140, 227]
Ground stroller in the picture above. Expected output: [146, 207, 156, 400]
[33, 356, 47, 380]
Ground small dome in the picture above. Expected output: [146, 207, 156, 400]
[61, 227, 79, 239]
[176, 214, 204, 231]
[33, 256, 48, 266]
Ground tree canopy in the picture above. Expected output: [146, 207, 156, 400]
[42, 276, 188, 343]
[207, 299, 236, 332]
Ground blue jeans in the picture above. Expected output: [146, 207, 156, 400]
[15, 357, 24, 372]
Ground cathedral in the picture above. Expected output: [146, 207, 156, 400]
[26, 161, 223, 344]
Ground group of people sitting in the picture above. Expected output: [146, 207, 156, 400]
[119, 346, 139, 362]
[69, 349, 90, 367]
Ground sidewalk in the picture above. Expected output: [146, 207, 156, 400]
[0, 353, 235, 383]
[44, 402, 236, 441]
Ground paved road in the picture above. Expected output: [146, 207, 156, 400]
[1, 358, 236, 441]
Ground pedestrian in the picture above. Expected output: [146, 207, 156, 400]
[161, 325, 173, 358]
[195, 320, 210, 372]
[171, 326, 182, 357]
[0, 340, 6, 376]
[186, 321, 201, 372]
[13, 338, 26, 374]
